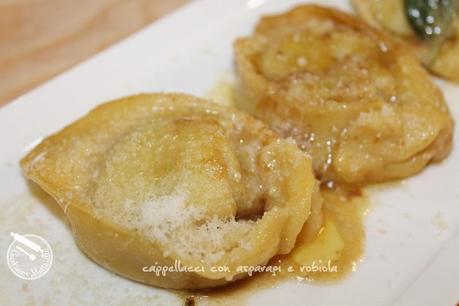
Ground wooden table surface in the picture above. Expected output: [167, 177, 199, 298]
[0, 0, 190, 107]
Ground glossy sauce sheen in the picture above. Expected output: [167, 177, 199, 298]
[182, 80, 370, 306]
[234, 5, 453, 185]
[191, 187, 366, 306]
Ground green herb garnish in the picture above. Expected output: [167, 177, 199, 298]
[404, 0, 455, 40]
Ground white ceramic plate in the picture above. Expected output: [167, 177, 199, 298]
[1, 0, 458, 305]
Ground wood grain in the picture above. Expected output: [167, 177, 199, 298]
[0, 0, 189, 106]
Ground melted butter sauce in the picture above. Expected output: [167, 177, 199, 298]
[185, 185, 367, 306]
[174, 82, 370, 306]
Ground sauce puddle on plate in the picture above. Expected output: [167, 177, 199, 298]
[182, 185, 368, 306]
[176, 81, 371, 306]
